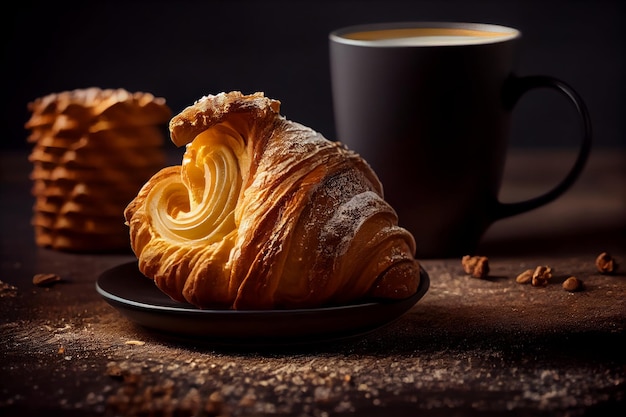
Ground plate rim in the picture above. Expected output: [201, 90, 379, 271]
[96, 260, 429, 344]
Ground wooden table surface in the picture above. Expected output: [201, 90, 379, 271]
[1, 148, 624, 417]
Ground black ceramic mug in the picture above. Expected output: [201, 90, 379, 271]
[329, 22, 592, 258]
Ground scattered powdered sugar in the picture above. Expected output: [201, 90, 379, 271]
[2, 258, 624, 416]
[319, 190, 390, 258]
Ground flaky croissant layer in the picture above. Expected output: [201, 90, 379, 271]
[124, 91, 420, 310]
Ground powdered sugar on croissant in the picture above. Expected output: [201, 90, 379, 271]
[124, 91, 420, 309]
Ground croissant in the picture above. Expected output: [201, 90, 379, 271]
[124, 91, 420, 310]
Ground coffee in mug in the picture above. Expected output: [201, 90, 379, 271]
[329, 22, 591, 258]
[340, 27, 517, 45]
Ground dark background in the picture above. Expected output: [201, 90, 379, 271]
[3, 0, 624, 152]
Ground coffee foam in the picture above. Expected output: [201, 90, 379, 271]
[334, 26, 519, 47]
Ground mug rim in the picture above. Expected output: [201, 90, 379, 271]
[329, 21, 521, 47]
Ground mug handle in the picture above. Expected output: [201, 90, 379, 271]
[493, 75, 593, 220]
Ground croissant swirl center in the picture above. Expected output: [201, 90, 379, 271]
[149, 124, 244, 243]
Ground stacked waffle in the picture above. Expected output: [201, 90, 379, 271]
[25, 87, 172, 252]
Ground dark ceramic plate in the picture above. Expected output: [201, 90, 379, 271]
[96, 261, 429, 346]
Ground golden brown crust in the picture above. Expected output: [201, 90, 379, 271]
[25, 87, 171, 252]
[125, 91, 420, 309]
[26, 88, 171, 131]
[168, 91, 281, 147]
